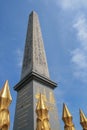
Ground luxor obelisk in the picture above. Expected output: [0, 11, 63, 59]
[13, 11, 60, 130]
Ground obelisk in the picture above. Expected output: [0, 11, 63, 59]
[13, 11, 60, 130]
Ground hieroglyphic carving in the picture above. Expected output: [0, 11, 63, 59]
[35, 89, 56, 105]
[22, 18, 32, 69]
[16, 94, 32, 129]
[16, 84, 32, 129]
[35, 93, 47, 102]
[35, 87, 47, 102]
[49, 92, 55, 104]
[21, 11, 50, 79]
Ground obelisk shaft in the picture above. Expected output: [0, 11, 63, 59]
[21, 11, 50, 79]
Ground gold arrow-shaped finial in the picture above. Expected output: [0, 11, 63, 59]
[62, 103, 75, 130]
[0, 80, 12, 130]
[0, 80, 12, 109]
[62, 103, 72, 119]
[36, 93, 51, 130]
[80, 109, 87, 130]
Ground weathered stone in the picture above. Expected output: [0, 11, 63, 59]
[21, 11, 50, 80]
[13, 11, 60, 130]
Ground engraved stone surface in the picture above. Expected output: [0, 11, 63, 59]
[13, 81, 34, 130]
[33, 80, 60, 130]
[21, 11, 50, 79]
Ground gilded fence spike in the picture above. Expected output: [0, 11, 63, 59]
[36, 93, 51, 130]
[62, 103, 75, 130]
[80, 109, 87, 130]
[62, 103, 72, 119]
[0, 80, 12, 130]
[0, 80, 12, 109]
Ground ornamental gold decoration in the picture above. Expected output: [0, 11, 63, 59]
[0, 80, 12, 130]
[36, 93, 51, 130]
[62, 103, 75, 130]
[80, 109, 87, 130]
[35, 88, 47, 102]
[49, 92, 55, 104]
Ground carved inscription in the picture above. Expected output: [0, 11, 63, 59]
[23, 20, 32, 69]
[35, 88, 55, 104]
[34, 25, 47, 66]
[35, 87, 47, 102]
[49, 92, 55, 104]
[16, 86, 33, 128]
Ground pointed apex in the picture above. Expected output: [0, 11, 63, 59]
[0, 80, 12, 101]
[21, 11, 50, 79]
[62, 103, 72, 119]
[30, 10, 37, 15]
[80, 109, 87, 123]
[36, 93, 47, 110]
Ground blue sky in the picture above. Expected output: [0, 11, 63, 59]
[0, 0, 87, 130]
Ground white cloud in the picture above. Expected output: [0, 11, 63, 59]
[71, 15, 87, 82]
[73, 16, 87, 50]
[58, 0, 87, 10]
[71, 49, 87, 69]
[16, 49, 23, 67]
